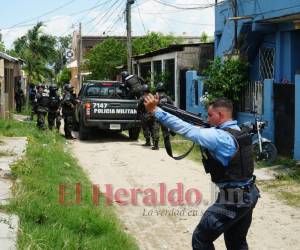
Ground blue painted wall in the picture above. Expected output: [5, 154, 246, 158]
[186, 72, 274, 143]
[216, 0, 300, 84]
[294, 75, 300, 160]
[215, 1, 300, 159]
[186, 71, 207, 118]
[216, 0, 300, 39]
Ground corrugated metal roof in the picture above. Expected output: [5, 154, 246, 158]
[0, 51, 20, 62]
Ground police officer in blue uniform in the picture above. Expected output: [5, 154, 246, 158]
[144, 96, 260, 250]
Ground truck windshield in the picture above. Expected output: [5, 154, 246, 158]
[85, 83, 123, 98]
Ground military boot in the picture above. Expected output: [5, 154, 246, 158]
[152, 140, 159, 150]
[143, 139, 151, 146]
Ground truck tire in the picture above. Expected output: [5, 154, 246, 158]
[79, 118, 89, 140]
[129, 127, 141, 140]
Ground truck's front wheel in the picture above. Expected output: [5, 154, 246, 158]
[129, 127, 141, 140]
[79, 118, 89, 140]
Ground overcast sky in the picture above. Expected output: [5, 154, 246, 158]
[0, 0, 216, 49]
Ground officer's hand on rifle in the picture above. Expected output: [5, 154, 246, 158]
[144, 94, 159, 113]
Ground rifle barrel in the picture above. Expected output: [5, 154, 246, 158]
[158, 103, 210, 128]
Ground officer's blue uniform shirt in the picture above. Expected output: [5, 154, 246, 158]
[154, 107, 255, 187]
[154, 107, 239, 165]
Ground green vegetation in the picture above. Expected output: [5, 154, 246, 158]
[86, 38, 127, 80]
[203, 57, 249, 104]
[0, 119, 138, 250]
[132, 32, 178, 55]
[10, 22, 71, 85]
[0, 41, 5, 52]
[86, 32, 179, 80]
[57, 67, 72, 86]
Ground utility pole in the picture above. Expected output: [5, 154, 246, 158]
[77, 22, 82, 89]
[126, 0, 134, 74]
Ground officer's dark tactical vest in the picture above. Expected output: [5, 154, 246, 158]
[201, 128, 254, 183]
[37, 92, 50, 107]
[49, 94, 60, 111]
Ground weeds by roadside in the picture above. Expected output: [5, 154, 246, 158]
[0, 119, 138, 250]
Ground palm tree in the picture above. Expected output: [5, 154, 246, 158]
[13, 22, 57, 84]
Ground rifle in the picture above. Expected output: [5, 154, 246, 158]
[158, 103, 210, 128]
[124, 74, 211, 160]
[157, 103, 211, 160]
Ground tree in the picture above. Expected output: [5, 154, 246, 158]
[200, 32, 208, 43]
[12, 22, 57, 84]
[53, 35, 72, 75]
[85, 32, 179, 80]
[133, 32, 178, 55]
[203, 57, 249, 105]
[0, 33, 5, 52]
[86, 38, 127, 80]
[0, 42, 5, 52]
[57, 67, 71, 86]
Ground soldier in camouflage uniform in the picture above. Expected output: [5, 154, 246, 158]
[48, 84, 61, 131]
[137, 84, 160, 150]
[61, 83, 76, 139]
[155, 82, 174, 138]
[35, 83, 50, 129]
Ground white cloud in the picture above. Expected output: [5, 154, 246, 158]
[2, 15, 76, 49]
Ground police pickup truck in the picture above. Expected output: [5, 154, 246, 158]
[74, 80, 141, 140]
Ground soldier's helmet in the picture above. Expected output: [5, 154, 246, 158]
[37, 83, 45, 89]
[142, 84, 150, 93]
[120, 71, 129, 81]
[63, 83, 74, 92]
[156, 82, 165, 92]
[49, 84, 58, 92]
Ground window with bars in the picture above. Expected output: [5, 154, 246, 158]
[239, 81, 264, 114]
[259, 47, 275, 81]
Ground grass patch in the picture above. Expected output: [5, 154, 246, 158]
[259, 179, 300, 207]
[14, 104, 32, 116]
[0, 118, 138, 250]
[258, 157, 300, 207]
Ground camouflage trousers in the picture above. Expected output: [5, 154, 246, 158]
[48, 111, 61, 130]
[37, 111, 47, 129]
[141, 115, 160, 142]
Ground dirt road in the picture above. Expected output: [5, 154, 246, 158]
[71, 133, 300, 250]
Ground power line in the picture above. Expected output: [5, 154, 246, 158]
[101, 7, 125, 35]
[139, 12, 214, 26]
[1, 0, 115, 37]
[85, 0, 123, 35]
[5, 0, 77, 30]
[152, 0, 216, 10]
[136, 1, 148, 33]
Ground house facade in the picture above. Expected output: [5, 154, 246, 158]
[132, 43, 214, 109]
[67, 33, 204, 92]
[0, 52, 23, 118]
[213, 0, 300, 159]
